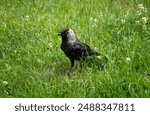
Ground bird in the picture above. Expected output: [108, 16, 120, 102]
[58, 28, 102, 69]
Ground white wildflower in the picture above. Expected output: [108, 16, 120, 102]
[142, 17, 148, 24]
[137, 4, 148, 15]
[25, 15, 30, 21]
[3, 81, 8, 85]
[90, 17, 97, 22]
[49, 42, 53, 48]
[143, 8, 148, 13]
[138, 4, 147, 12]
[90, 17, 93, 20]
[124, 13, 129, 18]
[138, 4, 144, 10]
[90, 17, 98, 27]
[135, 20, 140, 25]
[121, 19, 126, 23]
[126, 57, 131, 63]
[14, 50, 17, 53]
[93, 18, 97, 22]
[137, 10, 141, 15]
[142, 25, 147, 30]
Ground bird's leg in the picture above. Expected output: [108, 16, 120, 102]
[80, 61, 83, 68]
[65, 59, 74, 75]
[70, 59, 74, 69]
[80, 57, 86, 68]
[78, 60, 83, 73]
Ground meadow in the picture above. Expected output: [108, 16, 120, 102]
[0, 0, 150, 97]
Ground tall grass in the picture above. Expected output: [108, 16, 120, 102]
[0, 0, 150, 97]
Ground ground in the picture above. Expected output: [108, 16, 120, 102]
[0, 0, 150, 97]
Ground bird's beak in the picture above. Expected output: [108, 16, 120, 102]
[58, 33, 61, 36]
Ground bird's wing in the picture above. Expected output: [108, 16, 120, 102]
[81, 42, 90, 48]
[73, 40, 86, 51]
[75, 40, 100, 56]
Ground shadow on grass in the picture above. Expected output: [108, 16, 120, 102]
[50, 55, 109, 76]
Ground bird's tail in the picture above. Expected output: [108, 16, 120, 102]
[88, 50, 100, 56]
[88, 49, 108, 61]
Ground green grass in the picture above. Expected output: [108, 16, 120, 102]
[0, 0, 150, 97]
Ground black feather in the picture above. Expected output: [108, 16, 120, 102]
[59, 29, 101, 68]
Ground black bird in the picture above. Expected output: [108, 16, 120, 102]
[58, 28, 101, 68]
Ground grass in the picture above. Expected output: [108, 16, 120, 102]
[0, 0, 150, 98]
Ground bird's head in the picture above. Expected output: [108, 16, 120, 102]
[58, 28, 75, 40]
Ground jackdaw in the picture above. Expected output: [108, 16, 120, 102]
[58, 28, 101, 68]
